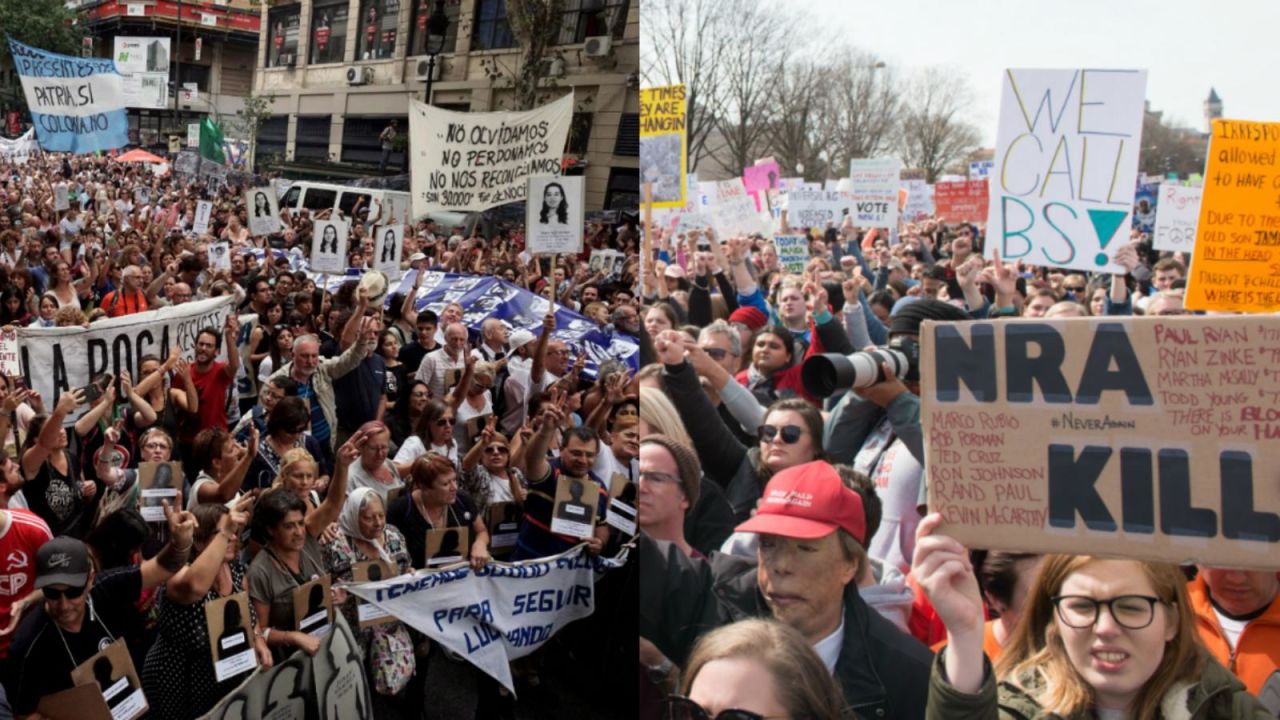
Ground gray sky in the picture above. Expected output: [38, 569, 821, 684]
[800, 0, 1280, 146]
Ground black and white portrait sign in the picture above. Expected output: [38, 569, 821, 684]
[310, 219, 349, 274]
[524, 175, 584, 256]
[244, 186, 281, 237]
[373, 224, 403, 280]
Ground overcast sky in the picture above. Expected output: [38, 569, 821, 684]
[797, 0, 1280, 146]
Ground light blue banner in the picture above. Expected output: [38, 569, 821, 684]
[7, 38, 129, 154]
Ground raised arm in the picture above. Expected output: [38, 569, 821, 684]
[73, 383, 116, 437]
[222, 314, 241, 382]
[198, 427, 257, 504]
[523, 400, 565, 484]
[308, 431, 363, 536]
[164, 499, 250, 604]
[139, 500, 197, 590]
[339, 287, 370, 352]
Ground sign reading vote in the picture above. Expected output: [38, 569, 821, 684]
[1185, 120, 1280, 312]
[7, 38, 129, 154]
[849, 158, 900, 229]
[920, 315, 1280, 569]
[987, 69, 1147, 273]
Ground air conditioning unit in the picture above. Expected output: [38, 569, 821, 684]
[546, 56, 565, 78]
[583, 36, 612, 58]
[346, 66, 372, 85]
[278, 52, 296, 67]
[413, 58, 441, 82]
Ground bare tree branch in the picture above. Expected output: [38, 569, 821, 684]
[897, 67, 982, 182]
[640, 0, 727, 172]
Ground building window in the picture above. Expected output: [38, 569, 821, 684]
[558, 0, 628, 45]
[567, 112, 593, 155]
[472, 0, 515, 51]
[604, 167, 639, 210]
[172, 64, 211, 92]
[295, 116, 332, 161]
[257, 116, 288, 161]
[310, 1, 349, 65]
[357, 0, 401, 61]
[342, 116, 405, 168]
[267, 6, 301, 67]
[408, 0, 460, 56]
[614, 113, 638, 156]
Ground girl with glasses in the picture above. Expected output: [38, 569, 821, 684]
[662, 619, 844, 720]
[914, 513, 1268, 719]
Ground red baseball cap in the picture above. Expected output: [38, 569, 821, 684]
[734, 461, 866, 544]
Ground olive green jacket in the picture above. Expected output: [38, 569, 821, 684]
[926, 649, 1273, 720]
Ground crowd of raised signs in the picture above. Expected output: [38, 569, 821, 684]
[635, 211, 1280, 720]
[0, 149, 643, 719]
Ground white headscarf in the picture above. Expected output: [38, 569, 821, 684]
[338, 487, 392, 565]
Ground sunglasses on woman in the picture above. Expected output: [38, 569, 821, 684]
[664, 696, 775, 720]
[483, 445, 508, 455]
[757, 424, 804, 445]
[435, 417, 455, 427]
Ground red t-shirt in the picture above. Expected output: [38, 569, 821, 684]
[185, 361, 233, 442]
[0, 510, 52, 658]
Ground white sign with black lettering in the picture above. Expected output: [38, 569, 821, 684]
[192, 200, 212, 235]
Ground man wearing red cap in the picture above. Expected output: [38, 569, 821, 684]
[640, 460, 932, 719]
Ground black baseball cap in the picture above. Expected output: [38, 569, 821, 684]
[36, 537, 91, 590]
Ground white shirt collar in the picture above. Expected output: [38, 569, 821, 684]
[812, 606, 845, 674]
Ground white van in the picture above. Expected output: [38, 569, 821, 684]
[277, 181, 468, 228]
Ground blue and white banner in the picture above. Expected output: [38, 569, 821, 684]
[7, 38, 129, 154]
[347, 544, 626, 693]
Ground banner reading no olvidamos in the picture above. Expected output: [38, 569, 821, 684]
[15, 297, 234, 423]
[348, 544, 627, 693]
[525, 175, 585, 256]
[7, 38, 130, 154]
[920, 314, 1280, 569]
[410, 94, 573, 216]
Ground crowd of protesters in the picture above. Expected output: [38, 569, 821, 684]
[636, 209, 1280, 720]
[0, 148, 642, 719]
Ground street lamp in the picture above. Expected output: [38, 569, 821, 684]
[423, 0, 449, 104]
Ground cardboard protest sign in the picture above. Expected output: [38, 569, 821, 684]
[409, 94, 573, 215]
[772, 235, 810, 274]
[525, 175, 585, 255]
[293, 575, 333, 638]
[14, 297, 233, 424]
[245, 187, 281, 236]
[639, 84, 687, 208]
[1153, 184, 1202, 253]
[207, 241, 231, 271]
[850, 158, 900, 229]
[205, 592, 257, 683]
[310, 219, 349, 274]
[7, 39, 129, 154]
[372, 224, 403, 281]
[1132, 182, 1159, 234]
[36, 682, 113, 720]
[348, 544, 623, 693]
[1185, 120, 1280, 312]
[351, 560, 397, 628]
[934, 180, 990, 223]
[920, 315, 1280, 569]
[987, 69, 1148, 273]
[785, 189, 847, 228]
[604, 473, 636, 536]
[707, 179, 770, 238]
[193, 200, 213, 235]
[138, 461, 182, 522]
[426, 526, 470, 568]
[0, 328, 18, 377]
[550, 475, 599, 539]
[486, 502, 521, 554]
[70, 638, 147, 720]
[589, 249, 623, 281]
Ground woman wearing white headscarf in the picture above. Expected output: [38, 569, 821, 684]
[321, 486, 415, 710]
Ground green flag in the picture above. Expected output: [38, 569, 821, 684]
[199, 117, 226, 165]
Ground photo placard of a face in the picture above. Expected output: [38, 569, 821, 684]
[425, 525, 470, 568]
[605, 472, 636, 536]
[245, 186, 282, 237]
[372, 224, 403, 281]
[487, 502, 521, 553]
[138, 461, 183, 522]
[204, 592, 258, 683]
[310, 219, 350, 274]
[292, 574, 333, 638]
[351, 559, 398, 627]
[550, 474, 598, 539]
[69, 637, 148, 720]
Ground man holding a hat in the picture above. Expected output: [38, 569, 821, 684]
[7, 500, 198, 716]
[640, 460, 932, 719]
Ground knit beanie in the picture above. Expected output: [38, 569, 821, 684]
[641, 434, 702, 507]
[888, 297, 972, 336]
[728, 306, 768, 331]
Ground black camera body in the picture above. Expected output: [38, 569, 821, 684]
[801, 335, 920, 398]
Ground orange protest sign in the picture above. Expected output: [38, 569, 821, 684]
[1185, 119, 1280, 312]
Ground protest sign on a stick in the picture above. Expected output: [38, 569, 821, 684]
[920, 315, 1280, 569]
[310, 219, 349, 274]
[901, 179, 933, 222]
[244, 187, 281, 236]
[525, 175, 585, 255]
[192, 200, 213, 235]
[1185, 120, 1280, 312]
[373, 224, 403, 281]
[785, 190, 847, 228]
[639, 85, 687, 209]
[773, 235, 810, 274]
[934, 180, 990, 223]
[1152, 184, 1202, 253]
[409, 94, 573, 215]
[849, 158, 901, 229]
[986, 69, 1147, 273]
[7, 38, 130, 154]
[707, 179, 769, 238]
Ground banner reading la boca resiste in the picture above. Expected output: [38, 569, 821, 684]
[410, 93, 573, 216]
[7, 38, 130, 154]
